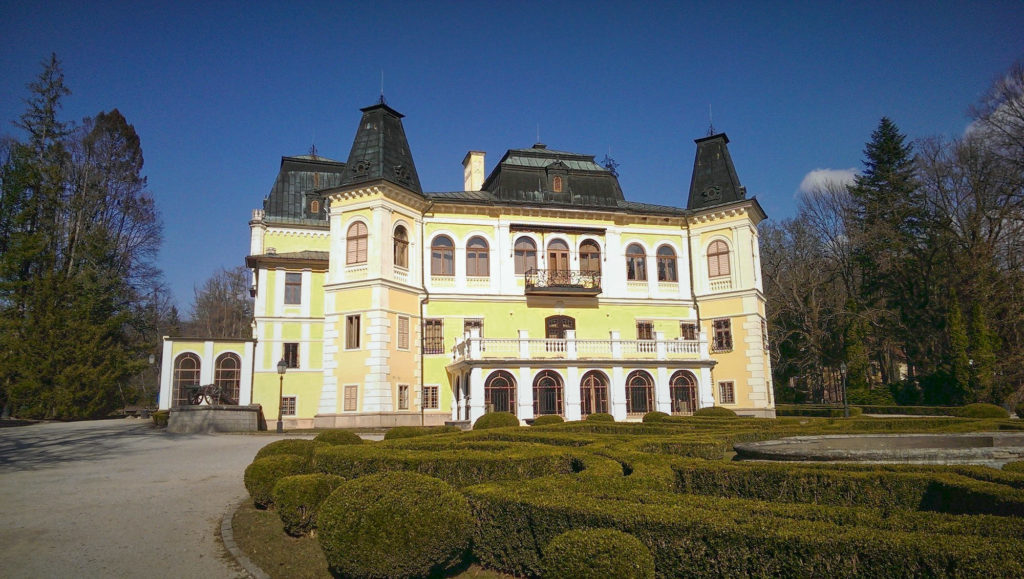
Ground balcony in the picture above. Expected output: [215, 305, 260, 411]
[525, 269, 601, 296]
[451, 329, 709, 364]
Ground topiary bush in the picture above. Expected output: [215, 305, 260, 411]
[955, 403, 1009, 419]
[474, 411, 520, 430]
[533, 415, 565, 426]
[541, 528, 655, 579]
[152, 410, 169, 427]
[254, 439, 321, 461]
[1015, 402, 1024, 419]
[585, 413, 614, 422]
[694, 406, 738, 418]
[271, 473, 346, 536]
[642, 411, 670, 423]
[384, 425, 462, 440]
[244, 454, 310, 508]
[313, 430, 363, 445]
[317, 471, 473, 578]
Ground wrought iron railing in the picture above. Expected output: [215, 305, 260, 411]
[524, 269, 601, 292]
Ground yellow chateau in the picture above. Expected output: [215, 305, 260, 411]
[159, 102, 774, 427]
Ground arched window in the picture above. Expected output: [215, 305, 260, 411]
[625, 370, 654, 415]
[215, 353, 241, 404]
[346, 222, 368, 265]
[514, 237, 537, 274]
[545, 315, 575, 352]
[393, 226, 409, 269]
[431, 235, 454, 276]
[533, 370, 563, 416]
[579, 240, 601, 274]
[626, 244, 647, 281]
[310, 200, 320, 214]
[670, 371, 698, 415]
[485, 370, 517, 415]
[708, 240, 730, 278]
[547, 239, 569, 273]
[580, 371, 608, 416]
[552, 175, 563, 192]
[173, 353, 201, 407]
[657, 245, 678, 282]
[466, 236, 489, 277]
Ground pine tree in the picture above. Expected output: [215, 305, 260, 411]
[946, 295, 971, 405]
[968, 303, 998, 403]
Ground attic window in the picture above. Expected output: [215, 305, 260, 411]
[353, 160, 371, 177]
[310, 200, 320, 214]
[394, 164, 410, 183]
[552, 176, 563, 192]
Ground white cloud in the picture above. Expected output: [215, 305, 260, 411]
[797, 168, 858, 196]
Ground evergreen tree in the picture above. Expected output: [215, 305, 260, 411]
[842, 300, 871, 391]
[946, 294, 971, 405]
[968, 303, 998, 403]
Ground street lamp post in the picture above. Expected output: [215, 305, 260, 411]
[840, 362, 849, 418]
[276, 358, 287, 433]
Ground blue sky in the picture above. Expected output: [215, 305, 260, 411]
[2, 1, 1022, 311]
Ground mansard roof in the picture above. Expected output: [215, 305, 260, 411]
[686, 133, 747, 210]
[478, 144, 625, 209]
[338, 101, 422, 194]
[262, 155, 344, 223]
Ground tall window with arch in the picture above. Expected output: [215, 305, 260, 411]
[393, 225, 409, 268]
[626, 243, 647, 281]
[346, 222, 368, 264]
[670, 370, 698, 415]
[485, 370, 516, 415]
[431, 235, 454, 276]
[625, 370, 655, 415]
[214, 353, 241, 404]
[466, 236, 489, 277]
[547, 239, 570, 275]
[579, 371, 609, 416]
[172, 353, 201, 407]
[579, 240, 601, 273]
[708, 239, 730, 278]
[514, 237, 537, 274]
[656, 245, 678, 282]
[533, 370, 563, 416]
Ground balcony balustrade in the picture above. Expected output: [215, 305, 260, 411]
[451, 329, 708, 363]
[524, 268, 601, 296]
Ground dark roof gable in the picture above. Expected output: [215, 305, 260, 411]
[686, 133, 746, 210]
[479, 144, 624, 209]
[338, 101, 422, 194]
[262, 155, 345, 222]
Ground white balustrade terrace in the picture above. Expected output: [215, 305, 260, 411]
[451, 334, 705, 362]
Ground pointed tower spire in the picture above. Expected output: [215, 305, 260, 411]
[339, 102, 422, 194]
[686, 133, 746, 210]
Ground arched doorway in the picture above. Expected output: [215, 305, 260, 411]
[670, 370, 699, 415]
[533, 370, 563, 416]
[173, 353, 201, 407]
[579, 371, 609, 416]
[214, 353, 241, 404]
[485, 370, 517, 415]
[625, 370, 654, 415]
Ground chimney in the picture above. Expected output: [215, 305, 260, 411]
[462, 151, 485, 191]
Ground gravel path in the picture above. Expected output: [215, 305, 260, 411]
[0, 418, 297, 578]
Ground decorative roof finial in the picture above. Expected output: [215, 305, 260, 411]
[707, 104, 716, 137]
[308, 143, 319, 159]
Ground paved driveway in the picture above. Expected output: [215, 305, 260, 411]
[0, 419, 295, 578]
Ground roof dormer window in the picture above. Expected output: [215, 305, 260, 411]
[552, 175, 563, 192]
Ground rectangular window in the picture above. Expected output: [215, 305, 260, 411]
[712, 319, 733, 352]
[680, 322, 698, 340]
[719, 381, 736, 404]
[423, 319, 444, 355]
[281, 395, 297, 416]
[344, 385, 358, 411]
[463, 318, 483, 338]
[422, 385, 439, 410]
[636, 320, 655, 353]
[346, 315, 361, 350]
[398, 316, 410, 350]
[284, 272, 302, 305]
[283, 343, 299, 368]
[398, 384, 409, 410]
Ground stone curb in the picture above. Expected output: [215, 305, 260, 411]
[221, 501, 270, 579]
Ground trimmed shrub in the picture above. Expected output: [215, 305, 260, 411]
[1004, 461, 1024, 473]
[254, 439, 321, 461]
[244, 455, 310, 508]
[585, 413, 614, 422]
[313, 430, 363, 445]
[852, 405, 960, 417]
[474, 411, 520, 430]
[384, 425, 462, 440]
[541, 528, 654, 579]
[955, 403, 1009, 419]
[642, 411, 669, 423]
[777, 405, 863, 418]
[533, 415, 565, 426]
[1015, 401, 1024, 419]
[318, 471, 472, 578]
[152, 410, 169, 427]
[271, 473, 345, 536]
[694, 406, 737, 418]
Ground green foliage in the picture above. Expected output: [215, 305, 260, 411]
[1016, 402, 1024, 419]
[642, 411, 669, 423]
[541, 528, 654, 579]
[776, 405, 862, 418]
[383, 425, 461, 440]
[693, 406, 737, 417]
[317, 471, 472, 579]
[151, 409, 169, 427]
[954, 403, 1009, 419]
[843, 300, 871, 391]
[968, 303, 998, 402]
[853, 405, 959, 417]
[243, 455, 310, 508]
[947, 295, 971, 404]
[1003, 461, 1024, 474]
[532, 414, 564, 426]
[847, 386, 897, 405]
[271, 473, 345, 537]
[585, 412, 614, 422]
[473, 411, 520, 430]
[254, 439, 322, 461]
[313, 430, 363, 445]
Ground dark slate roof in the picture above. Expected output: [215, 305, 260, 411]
[262, 155, 344, 223]
[338, 102, 422, 194]
[479, 144, 624, 209]
[686, 133, 747, 210]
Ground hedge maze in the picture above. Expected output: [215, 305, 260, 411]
[243, 415, 1024, 578]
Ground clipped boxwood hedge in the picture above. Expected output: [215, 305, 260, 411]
[313, 430, 363, 445]
[955, 403, 1009, 419]
[254, 439, 322, 461]
[776, 404, 863, 417]
[244, 454, 311, 508]
[271, 473, 345, 536]
[383, 425, 462, 440]
[642, 411, 669, 423]
[533, 415, 565, 426]
[151, 409, 169, 427]
[693, 406, 738, 418]
[541, 528, 654, 579]
[585, 413, 615, 422]
[318, 471, 472, 578]
[473, 411, 520, 430]
[854, 405, 960, 416]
